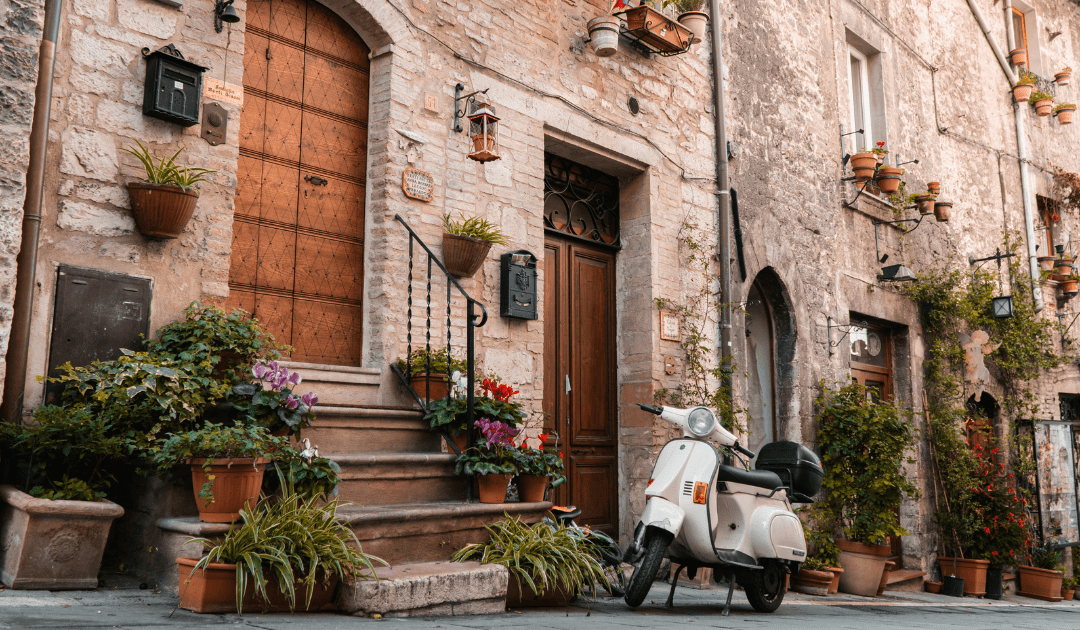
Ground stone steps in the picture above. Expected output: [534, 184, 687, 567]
[883, 568, 927, 592]
[304, 406, 441, 454]
[339, 560, 508, 617]
[332, 453, 466, 505]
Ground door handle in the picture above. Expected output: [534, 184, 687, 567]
[304, 174, 328, 186]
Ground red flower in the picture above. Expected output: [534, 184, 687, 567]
[876, 141, 885, 147]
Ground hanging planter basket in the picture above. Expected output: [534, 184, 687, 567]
[1055, 257, 1074, 276]
[1012, 83, 1035, 103]
[1055, 105, 1076, 125]
[677, 11, 709, 45]
[1010, 48, 1028, 67]
[127, 182, 199, 239]
[850, 152, 878, 170]
[915, 194, 936, 215]
[442, 232, 492, 278]
[1034, 98, 1055, 117]
[927, 181, 941, 196]
[587, 16, 620, 57]
[1055, 71, 1072, 86]
[618, 6, 694, 56]
[1061, 278, 1078, 297]
[933, 201, 952, 223]
[876, 166, 903, 194]
[1038, 256, 1057, 272]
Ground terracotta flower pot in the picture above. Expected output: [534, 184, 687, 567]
[927, 181, 941, 196]
[915, 195, 936, 215]
[1013, 84, 1034, 103]
[826, 566, 844, 594]
[937, 557, 989, 596]
[793, 568, 833, 595]
[1055, 257, 1075, 276]
[677, 11, 709, 45]
[876, 560, 896, 596]
[1061, 279, 1078, 296]
[850, 152, 878, 170]
[876, 166, 903, 194]
[477, 473, 513, 504]
[409, 373, 451, 400]
[587, 16, 620, 57]
[517, 475, 550, 503]
[934, 202, 952, 223]
[1056, 107, 1075, 124]
[506, 573, 574, 607]
[189, 458, 269, 523]
[925, 580, 943, 594]
[1062, 588, 1075, 601]
[0, 485, 124, 590]
[442, 232, 492, 278]
[177, 558, 340, 613]
[836, 540, 890, 597]
[1010, 48, 1028, 67]
[1034, 99, 1054, 117]
[853, 166, 876, 182]
[1039, 256, 1057, 272]
[126, 182, 199, 239]
[1055, 72, 1071, 87]
[1017, 565, 1064, 602]
[623, 6, 694, 53]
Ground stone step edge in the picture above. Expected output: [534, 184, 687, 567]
[340, 560, 507, 617]
[313, 406, 424, 419]
[330, 453, 456, 466]
[281, 361, 382, 378]
[339, 501, 553, 526]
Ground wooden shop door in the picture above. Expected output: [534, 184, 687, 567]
[543, 235, 619, 534]
[227, 0, 369, 365]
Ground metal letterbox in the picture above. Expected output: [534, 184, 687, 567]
[501, 250, 538, 320]
[142, 44, 207, 127]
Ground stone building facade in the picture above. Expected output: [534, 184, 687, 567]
[1, 0, 1079, 584]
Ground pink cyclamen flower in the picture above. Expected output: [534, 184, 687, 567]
[288, 371, 301, 385]
[286, 395, 300, 410]
[252, 364, 268, 379]
[301, 392, 319, 407]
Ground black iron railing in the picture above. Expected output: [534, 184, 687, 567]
[390, 214, 487, 458]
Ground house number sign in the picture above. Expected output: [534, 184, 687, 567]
[402, 167, 434, 202]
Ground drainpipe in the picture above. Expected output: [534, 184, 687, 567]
[0, 0, 63, 423]
[965, 0, 1043, 312]
[709, 0, 732, 388]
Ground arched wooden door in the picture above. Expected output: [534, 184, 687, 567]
[228, 0, 369, 365]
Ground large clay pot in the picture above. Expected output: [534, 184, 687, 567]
[1062, 279, 1079, 297]
[1017, 565, 1064, 602]
[623, 6, 694, 53]
[177, 558, 339, 613]
[587, 16, 619, 57]
[442, 232, 492, 278]
[915, 194, 936, 215]
[517, 475, 550, 503]
[836, 540, 890, 597]
[477, 473, 513, 504]
[506, 573, 574, 607]
[937, 557, 989, 596]
[189, 458, 269, 523]
[1039, 256, 1057, 272]
[853, 166, 876, 182]
[1056, 106, 1075, 125]
[1055, 257, 1075, 276]
[1010, 48, 1028, 67]
[1034, 98, 1054, 117]
[793, 568, 833, 596]
[876, 166, 903, 194]
[677, 11, 709, 45]
[850, 152, 878, 170]
[0, 485, 124, 589]
[1013, 84, 1034, 103]
[934, 202, 952, 223]
[126, 182, 199, 239]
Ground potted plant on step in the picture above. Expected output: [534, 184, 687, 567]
[123, 139, 216, 239]
[441, 213, 509, 278]
[452, 514, 607, 606]
[671, 0, 708, 45]
[229, 361, 318, 438]
[1030, 91, 1055, 117]
[453, 418, 520, 503]
[512, 431, 566, 503]
[1055, 67, 1072, 86]
[1054, 103, 1076, 125]
[1017, 543, 1065, 602]
[1013, 73, 1037, 102]
[151, 422, 290, 523]
[814, 382, 919, 598]
[0, 406, 127, 590]
[426, 375, 525, 451]
[397, 347, 467, 401]
[179, 477, 385, 614]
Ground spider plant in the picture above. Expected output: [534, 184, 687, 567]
[442, 213, 509, 245]
[122, 139, 216, 190]
[187, 472, 385, 614]
[451, 514, 608, 599]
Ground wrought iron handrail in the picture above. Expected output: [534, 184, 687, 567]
[391, 214, 487, 464]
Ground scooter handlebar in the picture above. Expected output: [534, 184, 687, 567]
[732, 442, 756, 459]
[637, 403, 663, 415]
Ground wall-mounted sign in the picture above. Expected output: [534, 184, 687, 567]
[660, 311, 681, 341]
[402, 167, 434, 202]
[203, 77, 243, 106]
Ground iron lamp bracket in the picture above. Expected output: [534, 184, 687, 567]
[452, 84, 489, 133]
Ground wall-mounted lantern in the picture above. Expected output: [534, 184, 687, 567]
[991, 295, 1015, 318]
[969, 248, 1018, 317]
[501, 250, 537, 320]
[142, 44, 207, 127]
[452, 84, 501, 163]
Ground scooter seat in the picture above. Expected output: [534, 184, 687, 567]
[716, 464, 783, 492]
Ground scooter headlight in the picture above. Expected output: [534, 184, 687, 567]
[687, 407, 716, 437]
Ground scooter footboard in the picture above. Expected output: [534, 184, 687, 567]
[639, 497, 685, 537]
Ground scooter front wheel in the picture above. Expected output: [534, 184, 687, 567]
[742, 560, 786, 613]
[624, 529, 672, 608]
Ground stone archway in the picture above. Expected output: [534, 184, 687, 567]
[746, 267, 798, 443]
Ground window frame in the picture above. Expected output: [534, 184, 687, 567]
[1012, 8, 1028, 51]
[846, 46, 874, 152]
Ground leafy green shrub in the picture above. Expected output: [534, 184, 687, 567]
[452, 514, 607, 598]
[122, 139, 216, 190]
[814, 381, 920, 545]
[0, 406, 127, 501]
[442, 213, 508, 245]
[187, 481, 385, 614]
[1054, 103, 1076, 114]
[1029, 544, 1064, 571]
[1029, 90, 1053, 104]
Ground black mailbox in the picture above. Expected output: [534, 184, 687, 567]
[142, 44, 207, 127]
[501, 250, 538, 320]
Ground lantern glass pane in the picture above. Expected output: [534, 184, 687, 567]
[992, 296, 1014, 318]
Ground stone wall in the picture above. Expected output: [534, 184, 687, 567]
[0, 0, 43, 389]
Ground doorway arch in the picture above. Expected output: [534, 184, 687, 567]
[744, 268, 797, 448]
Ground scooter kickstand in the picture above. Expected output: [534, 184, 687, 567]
[721, 570, 735, 617]
[666, 564, 686, 608]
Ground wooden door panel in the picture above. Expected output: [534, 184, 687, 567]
[239, 95, 267, 152]
[263, 100, 303, 163]
[543, 242, 563, 441]
[266, 40, 306, 102]
[298, 172, 364, 238]
[299, 112, 366, 174]
[305, 2, 370, 66]
[246, 0, 272, 30]
[303, 55, 369, 120]
[291, 299, 363, 363]
[293, 235, 364, 301]
[228, 219, 260, 287]
[242, 32, 270, 92]
[571, 249, 615, 445]
[268, 0, 307, 41]
[235, 156, 264, 217]
[255, 225, 297, 292]
[256, 162, 300, 224]
[255, 292, 295, 347]
[570, 456, 618, 530]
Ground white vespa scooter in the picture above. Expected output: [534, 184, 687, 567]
[623, 403, 823, 614]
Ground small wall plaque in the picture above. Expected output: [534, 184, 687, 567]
[660, 311, 681, 341]
[402, 167, 434, 202]
[203, 77, 243, 106]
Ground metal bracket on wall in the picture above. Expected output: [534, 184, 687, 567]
[826, 316, 869, 356]
[872, 216, 923, 264]
[451, 84, 489, 133]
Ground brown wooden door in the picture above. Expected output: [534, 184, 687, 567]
[227, 0, 369, 365]
[543, 235, 618, 534]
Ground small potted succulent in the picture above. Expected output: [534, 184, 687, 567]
[1054, 103, 1076, 125]
[1013, 72, 1037, 102]
[151, 422, 290, 523]
[1010, 47, 1028, 67]
[441, 213, 509, 278]
[123, 139, 215, 239]
[397, 347, 467, 402]
[1055, 67, 1072, 86]
[453, 418, 520, 503]
[512, 431, 566, 502]
[1030, 91, 1055, 117]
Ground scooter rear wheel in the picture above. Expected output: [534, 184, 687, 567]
[743, 560, 786, 613]
[624, 530, 672, 608]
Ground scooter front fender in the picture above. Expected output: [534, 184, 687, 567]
[639, 497, 685, 537]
